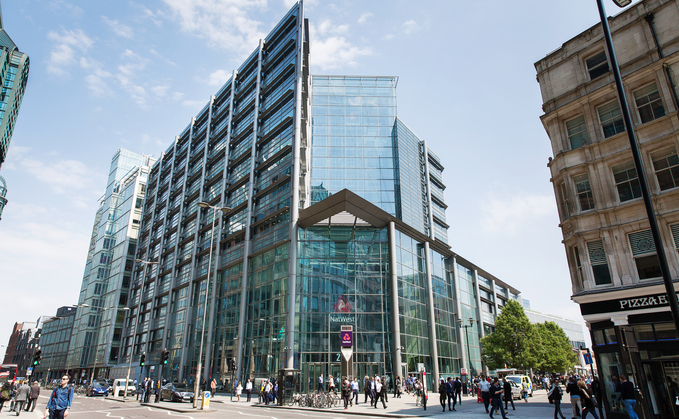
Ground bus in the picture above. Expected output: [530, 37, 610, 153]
[0, 364, 18, 383]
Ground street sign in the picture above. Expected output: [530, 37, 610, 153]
[26, 370, 32, 376]
[461, 368, 467, 375]
[583, 353, 593, 365]
[341, 331, 353, 347]
[417, 363, 425, 372]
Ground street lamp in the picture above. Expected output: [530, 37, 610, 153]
[457, 318, 475, 379]
[193, 202, 230, 408]
[124, 259, 159, 398]
[595, 0, 679, 334]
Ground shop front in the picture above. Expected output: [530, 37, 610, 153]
[580, 287, 679, 419]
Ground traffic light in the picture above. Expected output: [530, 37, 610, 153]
[33, 350, 42, 366]
[140, 352, 146, 366]
[162, 350, 169, 365]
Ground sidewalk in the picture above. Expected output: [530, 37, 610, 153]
[208, 389, 559, 418]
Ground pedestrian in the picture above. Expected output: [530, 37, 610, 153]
[144, 378, 151, 403]
[363, 376, 372, 405]
[446, 377, 455, 411]
[264, 380, 272, 405]
[566, 376, 582, 418]
[245, 379, 252, 402]
[317, 374, 324, 393]
[394, 376, 401, 398]
[414, 379, 423, 407]
[236, 382, 242, 402]
[351, 377, 359, 405]
[479, 376, 491, 413]
[548, 379, 566, 419]
[503, 378, 515, 411]
[138, 377, 146, 403]
[454, 377, 462, 405]
[25, 381, 40, 412]
[370, 376, 377, 406]
[210, 378, 216, 395]
[14, 381, 30, 413]
[439, 378, 447, 412]
[0, 382, 10, 412]
[577, 380, 600, 419]
[44, 374, 74, 419]
[342, 377, 352, 410]
[328, 375, 335, 393]
[405, 375, 412, 394]
[374, 377, 387, 409]
[273, 380, 278, 404]
[522, 380, 529, 402]
[489, 377, 508, 419]
[619, 375, 638, 419]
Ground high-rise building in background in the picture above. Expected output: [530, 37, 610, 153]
[0, 2, 30, 220]
[66, 149, 154, 383]
[536, 0, 679, 417]
[113, 2, 528, 390]
[2, 318, 49, 377]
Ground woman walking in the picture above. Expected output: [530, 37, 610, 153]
[578, 380, 600, 419]
[394, 376, 402, 398]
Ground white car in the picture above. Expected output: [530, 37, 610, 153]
[111, 379, 136, 397]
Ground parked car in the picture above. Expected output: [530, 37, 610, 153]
[160, 383, 194, 403]
[506, 380, 522, 400]
[505, 375, 533, 397]
[86, 381, 109, 397]
[111, 378, 136, 397]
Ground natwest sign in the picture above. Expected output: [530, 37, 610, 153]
[341, 330, 353, 347]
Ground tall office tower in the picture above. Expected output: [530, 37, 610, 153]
[0, 3, 30, 221]
[129, 2, 521, 389]
[536, 0, 679, 416]
[67, 149, 154, 382]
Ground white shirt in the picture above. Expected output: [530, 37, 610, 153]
[479, 380, 490, 392]
[245, 382, 252, 390]
[375, 382, 382, 393]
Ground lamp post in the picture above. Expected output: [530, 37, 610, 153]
[123, 259, 158, 398]
[457, 318, 475, 380]
[595, 0, 679, 334]
[193, 202, 230, 408]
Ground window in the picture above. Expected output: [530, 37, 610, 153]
[574, 174, 595, 211]
[573, 246, 584, 288]
[566, 116, 589, 150]
[559, 182, 571, 219]
[652, 149, 679, 191]
[586, 51, 610, 80]
[634, 83, 665, 124]
[587, 240, 612, 285]
[612, 161, 641, 202]
[628, 230, 661, 280]
[598, 101, 626, 138]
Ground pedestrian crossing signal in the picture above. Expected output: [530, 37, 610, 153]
[140, 353, 146, 366]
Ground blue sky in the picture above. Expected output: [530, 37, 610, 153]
[0, 0, 625, 357]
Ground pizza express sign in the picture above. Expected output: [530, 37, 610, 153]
[580, 292, 678, 315]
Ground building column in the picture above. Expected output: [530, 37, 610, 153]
[235, 38, 265, 383]
[423, 241, 440, 382]
[388, 222, 403, 379]
[450, 256, 467, 376]
[286, 1, 304, 371]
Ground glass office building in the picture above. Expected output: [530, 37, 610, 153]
[119, 2, 522, 389]
[67, 149, 154, 381]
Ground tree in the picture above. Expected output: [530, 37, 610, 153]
[480, 299, 536, 370]
[532, 321, 578, 373]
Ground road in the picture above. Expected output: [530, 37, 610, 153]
[0, 388, 562, 418]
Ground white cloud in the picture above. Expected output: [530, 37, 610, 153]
[80, 57, 113, 97]
[48, 0, 84, 19]
[479, 187, 555, 234]
[46, 29, 94, 76]
[358, 12, 372, 24]
[402, 20, 419, 34]
[162, 0, 268, 56]
[208, 69, 231, 86]
[172, 92, 185, 101]
[151, 85, 170, 97]
[116, 50, 151, 105]
[183, 99, 207, 108]
[317, 19, 348, 36]
[382, 34, 395, 41]
[102, 16, 134, 39]
[310, 36, 372, 71]
[18, 157, 104, 194]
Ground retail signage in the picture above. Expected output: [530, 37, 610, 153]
[580, 292, 678, 315]
[330, 314, 355, 323]
[341, 330, 353, 347]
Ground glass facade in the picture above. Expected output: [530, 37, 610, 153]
[67, 149, 153, 380]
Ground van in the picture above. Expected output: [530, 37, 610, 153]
[505, 375, 533, 397]
[111, 378, 136, 397]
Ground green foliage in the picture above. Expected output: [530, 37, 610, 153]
[479, 300, 577, 374]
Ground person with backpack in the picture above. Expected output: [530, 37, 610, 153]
[44, 374, 74, 419]
[342, 377, 352, 410]
[0, 382, 10, 412]
[548, 379, 566, 419]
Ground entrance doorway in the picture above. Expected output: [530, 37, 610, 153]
[357, 363, 381, 381]
[302, 363, 325, 393]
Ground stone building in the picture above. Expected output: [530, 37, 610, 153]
[536, 0, 679, 417]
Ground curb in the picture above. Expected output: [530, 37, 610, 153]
[140, 402, 217, 413]
[104, 397, 140, 403]
[251, 403, 422, 418]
